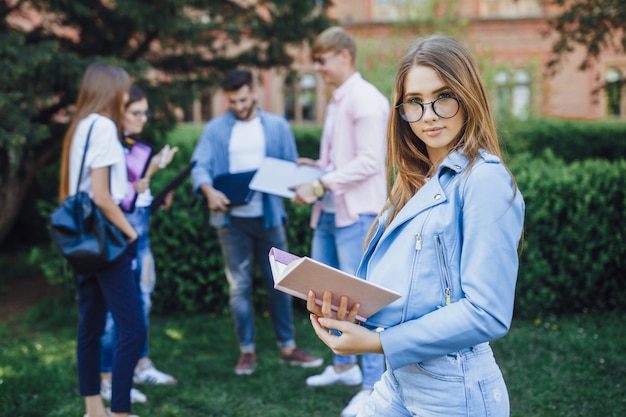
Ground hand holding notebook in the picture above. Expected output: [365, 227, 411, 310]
[268, 247, 401, 322]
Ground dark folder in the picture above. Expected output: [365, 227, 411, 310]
[150, 161, 196, 214]
[213, 170, 257, 206]
[121, 137, 153, 212]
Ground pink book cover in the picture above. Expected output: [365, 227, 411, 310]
[268, 247, 401, 322]
[121, 138, 153, 212]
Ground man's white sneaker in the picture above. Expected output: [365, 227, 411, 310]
[133, 359, 177, 384]
[341, 389, 372, 417]
[100, 379, 147, 403]
[305, 365, 363, 387]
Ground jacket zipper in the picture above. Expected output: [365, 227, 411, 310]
[435, 235, 451, 305]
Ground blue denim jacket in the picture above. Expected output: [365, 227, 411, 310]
[358, 150, 525, 370]
[190, 109, 298, 229]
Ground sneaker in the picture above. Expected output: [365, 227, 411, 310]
[279, 348, 324, 368]
[306, 365, 363, 387]
[341, 389, 372, 417]
[100, 379, 147, 403]
[133, 359, 177, 385]
[235, 352, 257, 375]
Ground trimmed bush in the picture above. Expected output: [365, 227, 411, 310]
[25, 121, 626, 319]
[510, 151, 626, 318]
[499, 118, 626, 162]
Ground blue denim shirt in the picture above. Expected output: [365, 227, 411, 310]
[190, 109, 298, 229]
[357, 150, 525, 370]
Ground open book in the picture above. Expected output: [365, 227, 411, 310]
[269, 247, 401, 322]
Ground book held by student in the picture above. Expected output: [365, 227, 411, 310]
[249, 157, 324, 198]
[268, 247, 401, 322]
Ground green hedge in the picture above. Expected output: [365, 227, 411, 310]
[24, 120, 626, 319]
[499, 118, 626, 163]
[510, 151, 626, 318]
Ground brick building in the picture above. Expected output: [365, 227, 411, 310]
[198, 0, 626, 124]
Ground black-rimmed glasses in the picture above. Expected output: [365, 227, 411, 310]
[127, 109, 153, 120]
[396, 97, 462, 123]
[313, 52, 339, 66]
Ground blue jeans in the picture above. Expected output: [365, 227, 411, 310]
[76, 239, 145, 413]
[311, 212, 385, 389]
[358, 343, 510, 417]
[217, 216, 295, 352]
[100, 207, 153, 372]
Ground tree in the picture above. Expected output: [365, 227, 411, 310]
[0, 0, 332, 246]
[547, 0, 626, 72]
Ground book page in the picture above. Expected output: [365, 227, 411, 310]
[269, 248, 302, 284]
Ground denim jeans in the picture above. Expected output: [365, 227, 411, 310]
[358, 343, 510, 417]
[100, 207, 153, 372]
[76, 239, 145, 413]
[311, 212, 385, 389]
[217, 216, 295, 352]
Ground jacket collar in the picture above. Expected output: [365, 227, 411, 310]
[381, 150, 471, 237]
[225, 107, 265, 125]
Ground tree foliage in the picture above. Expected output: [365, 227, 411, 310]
[0, 0, 332, 246]
[547, 0, 626, 72]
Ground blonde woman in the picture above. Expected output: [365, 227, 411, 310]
[59, 63, 144, 417]
[307, 35, 525, 417]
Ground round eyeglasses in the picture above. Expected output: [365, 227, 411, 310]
[396, 97, 462, 123]
[127, 109, 153, 120]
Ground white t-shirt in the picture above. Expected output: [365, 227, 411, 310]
[228, 117, 264, 217]
[69, 113, 128, 204]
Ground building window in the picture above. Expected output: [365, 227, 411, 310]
[495, 71, 511, 119]
[511, 70, 531, 119]
[285, 73, 316, 123]
[374, 0, 430, 22]
[480, 0, 544, 18]
[606, 68, 622, 117]
[494, 69, 531, 120]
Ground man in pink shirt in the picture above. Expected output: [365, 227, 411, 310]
[292, 26, 390, 417]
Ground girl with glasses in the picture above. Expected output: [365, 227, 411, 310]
[306, 35, 525, 417]
[98, 85, 179, 406]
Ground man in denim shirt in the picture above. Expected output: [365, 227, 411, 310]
[191, 69, 322, 376]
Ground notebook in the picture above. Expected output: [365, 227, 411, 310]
[248, 157, 323, 199]
[269, 247, 401, 322]
[213, 170, 257, 206]
[150, 161, 196, 214]
[120, 136, 153, 212]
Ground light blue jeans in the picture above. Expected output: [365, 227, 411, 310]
[217, 216, 295, 352]
[358, 343, 510, 417]
[100, 206, 154, 372]
[311, 212, 385, 389]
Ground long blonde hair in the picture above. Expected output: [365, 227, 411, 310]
[59, 63, 130, 201]
[383, 35, 511, 222]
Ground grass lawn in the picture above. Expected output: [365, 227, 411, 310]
[1, 292, 625, 417]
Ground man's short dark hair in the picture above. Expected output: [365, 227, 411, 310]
[221, 69, 253, 92]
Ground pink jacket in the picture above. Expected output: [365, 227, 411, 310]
[311, 73, 390, 228]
